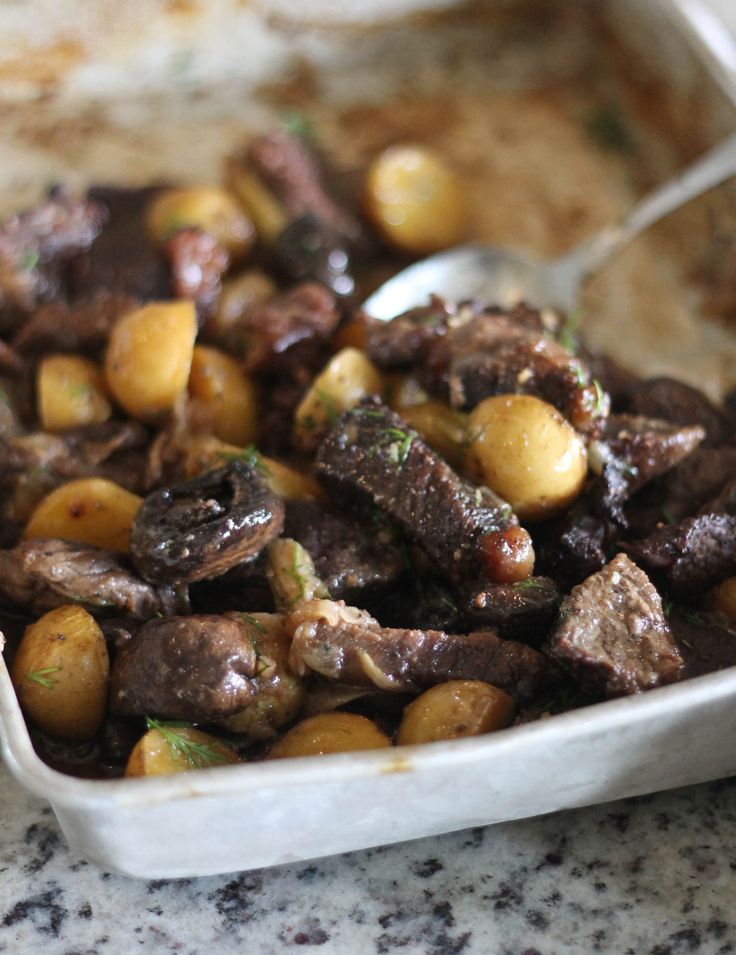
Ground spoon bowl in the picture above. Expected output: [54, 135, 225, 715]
[363, 133, 736, 320]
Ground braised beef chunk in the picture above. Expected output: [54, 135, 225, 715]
[667, 608, 736, 679]
[110, 614, 258, 719]
[462, 577, 561, 644]
[275, 212, 355, 298]
[534, 503, 611, 589]
[419, 304, 607, 432]
[247, 130, 364, 244]
[130, 461, 285, 584]
[0, 192, 105, 322]
[283, 499, 405, 599]
[238, 282, 340, 372]
[12, 291, 138, 358]
[365, 297, 452, 369]
[315, 398, 534, 584]
[625, 376, 729, 446]
[577, 349, 642, 411]
[162, 227, 229, 324]
[0, 539, 185, 618]
[624, 513, 736, 597]
[70, 186, 170, 301]
[658, 446, 736, 523]
[286, 598, 547, 703]
[549, 553, 683, 697]
[588, 414, 705, 523]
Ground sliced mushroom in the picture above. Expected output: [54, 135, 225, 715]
[130, 460, 285, 583]
[110, 614, 259, 720]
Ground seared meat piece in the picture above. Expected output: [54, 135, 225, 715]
[130, 460, 285, 583]
[247, 130, 364, 244]
[533, 502, 611, 589]
[588, 414, 705, 524]
[275, 212, 355, 298]
[427, 306, 607, 433]
[283, 498, 406, 599]
[549, 553, 683, 697]
[12, 291, 137, 358]
[365, 297, 453, 369]
[110, 614, 258, 719]
[624, 513, 736, 597]
[625, 376, 729, 447]
[286, 598, 547, 704]
[316, 399, 534, 584]
[578, 349, 641, 411]
[667, 608, 736, 679]
[70, 186, 170, 301]
[462, 577, 561, 644]
[237, 282, 339, 372]
[0, 539, 184, 618]
[162, 227, 229, 324]
[659, 446, 736, 523]
[0, 191, 105, 321]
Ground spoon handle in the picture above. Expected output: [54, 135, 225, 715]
[568, 132, 736, 279]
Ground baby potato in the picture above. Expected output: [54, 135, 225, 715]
[125, 722, 240, 777]
[11, 605, 109, 740]
[267, 712, 391, 759]
[37, 354, 111, 432]
[293, 347, 384, 452]
[399, 400, 468, 471]
[24, 477, 142, 552]
[105, 301, 197, 422]
[466, 394, 587, 522]
[146, 186, 256, 259]
[208, 269, 277, 347]
[397, 680, 515, 746]
[363, 144, 465, 255]
[188, 345, 259, 446]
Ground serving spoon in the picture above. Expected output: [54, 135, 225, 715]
[363, 132, 736, 319]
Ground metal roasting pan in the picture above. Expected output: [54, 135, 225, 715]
[1, 0, 736, 877]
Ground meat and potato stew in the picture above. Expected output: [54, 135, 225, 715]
[3, 125, 736, 779]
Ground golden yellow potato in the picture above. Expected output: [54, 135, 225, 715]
[466, 394, 588, 522]
[268, 712, 391, 759]
[11, 605, 109, 740]
[226, 160, 287, 244]
[293, 347, 384, 452]
[397, 680, 515, 746]
[188, 345, 258, 446]
[125, 722, 240, 777]
[146, 186, 256, 258]
[37, 354, 112, 432]
[105, 301, 197, 422]
[399, 400, 468, 471]
[24, 477, 142, 552]
[363, 144, 465, 254]
[706, 578, 736, 624]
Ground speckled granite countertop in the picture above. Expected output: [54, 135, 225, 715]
[1, 762, 735, 954]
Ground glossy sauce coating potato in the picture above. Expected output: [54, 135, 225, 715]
[125, 724, 240, 777]
[188, 344, 259, 446]
[363, 144, 465, 254]
[293, 347, 384, 452]
[11, 605, 109, 740]
[397, 680, 515, 746]
[105, 301, 197, 422]
[466, 394, 588, 522]
[146, 186, 256, 258]
[24, 477, 143, 553]
[37, 354, 111, 432]
[268, 712, 391, 759]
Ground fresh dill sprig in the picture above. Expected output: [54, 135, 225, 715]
[513, 578, 545, 591]
[26, 666, 61, 689]
[314, 388, 340, 426]
[238, 612, 267, 635]
[217, 444, 269, 476]
[145, 717, 230, 769]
